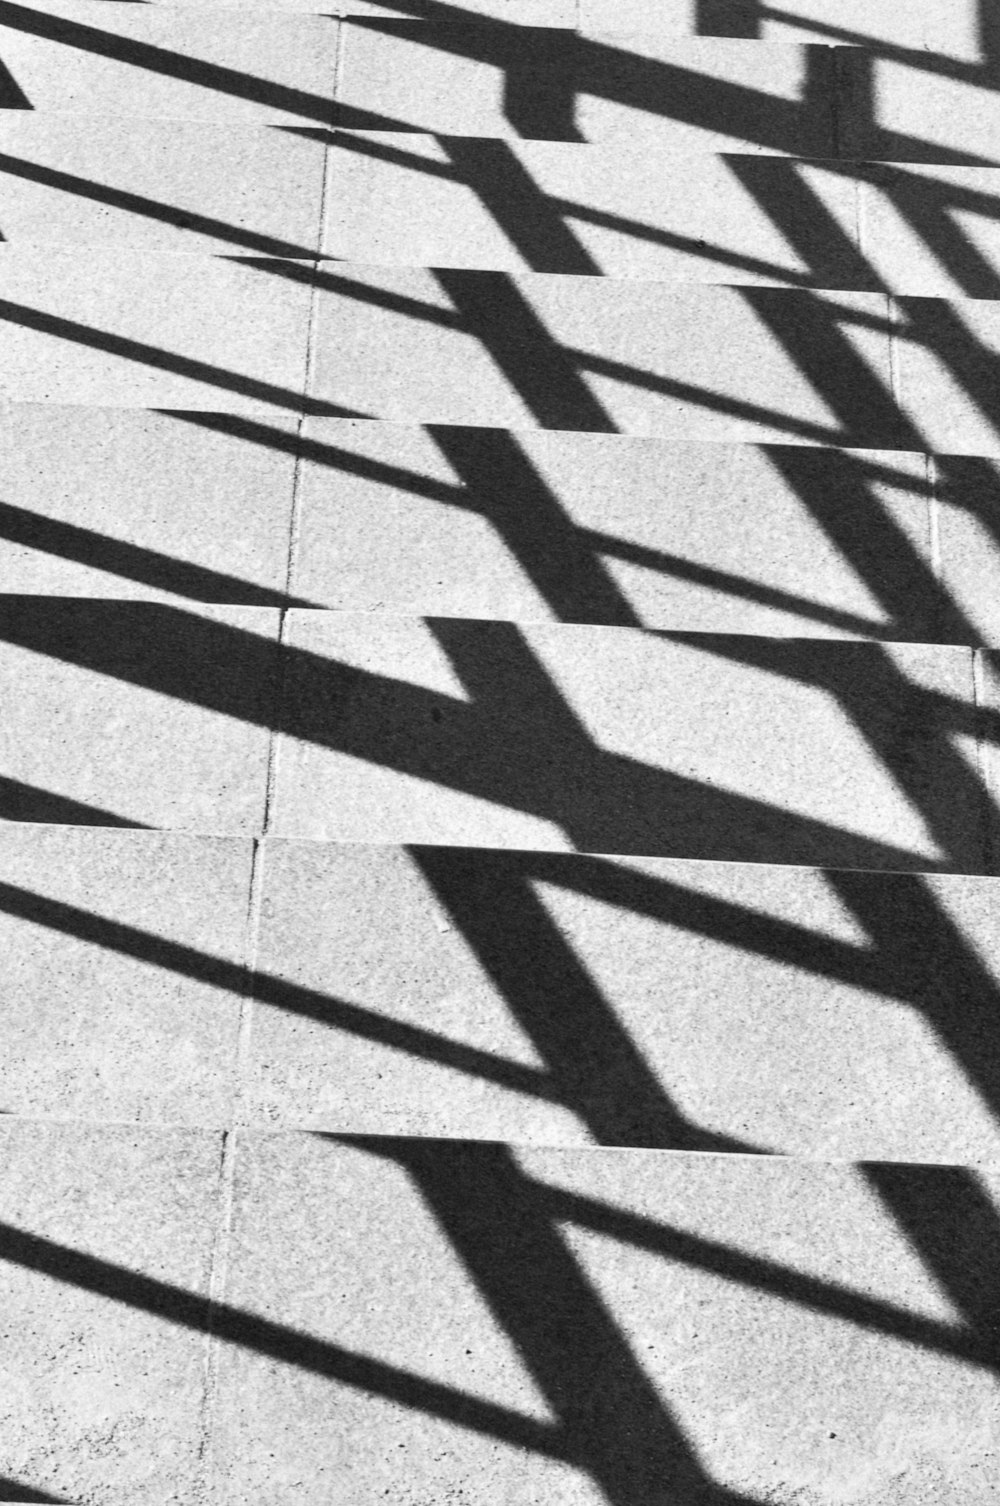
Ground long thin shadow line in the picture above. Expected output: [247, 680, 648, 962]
[0, 878, 559, 1101]
[0, 0, 336, 123]
[0, 500, 318, 607]
[0, 1216, 569, 1461]
[0, 294, 365, 418]
[0, 151, 320, 260]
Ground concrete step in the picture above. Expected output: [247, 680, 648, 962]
[1, 10, 998, 165]
[9, 121, 1000, 304]
[0, 600, 994, 870]
[4, 404, 1000, 646]
[328, 24, 1000, 164]
[7, 250, 1000, 455]
[1, 1118, 996, 1502]
[325, 136, 1000, 300]
[0, 115, 326, 256]
[3, 826, 1000, 1162]
[0, 1, 339, 125]
[581, 0, 992, 61]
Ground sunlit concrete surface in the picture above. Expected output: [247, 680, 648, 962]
[1, 2, 999, 1503]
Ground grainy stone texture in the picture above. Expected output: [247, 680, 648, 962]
[0, 116, 327, 255]
[858, 165, 1000, 299]
[0, 249, 314, 414]
[323, 134, 861, 285]
[580, 0, 986, 59]
[308, 266, 900, 443]
[244, 838, 1000, 1162]
[893, 296, 1000, 457]
[0, 599, 278, 832]
[334, 27, 838, 154]
[292, 423, 940, 636]
[269, 612, 984, 871]
[0, 403, 299, 603]
[0, 826, 253, 1122]
[211, 1131, 1000, 1504]
[0, 1119, 223, 1505]
[839, 50, 1000, 165]
[0, 3, 339, 126]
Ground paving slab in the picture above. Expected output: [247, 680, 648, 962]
[857, 164, 1000, 299]
[0, 404, 298, 603]
[893, 295, 1000, 457]
[838, 50, 1000, 166]
[933, 453, 1000, 645]
[0, 2, 337, 126]
[0, 249, 314, 414]
[0, 116, 326, 256]
[323, 134, 862, 285]
[292, 422, 943, 637]
[0, 599, 278, 832]
[212, 1131, 1000, 1503]
[268, 612, 985, 871]
[0, 826, 252, 1123]
[334, 27, 838, 153]
[0, 1119, 222, 1505]
[308, 265, 902, 444]
[580, 0, 986, 60]
[244, 838, 1000, 1162]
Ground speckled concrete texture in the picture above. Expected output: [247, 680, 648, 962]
[0, 116, 326, 255]
[209, 1131, 1000, 1505]
[269, 612, 985, 869]
[0, 249, 314, 413]
[0, 826, 253, 1122]
[0, 404, 299, 602]
[292, 424, 943, 635]
[0, 3, 339, 126]
[0, 599, 279, 831]
[241, 839, 1000, 1161]
[0, 1119, 224, 1506]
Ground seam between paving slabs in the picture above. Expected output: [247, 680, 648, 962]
[194, 835, 270, 1502]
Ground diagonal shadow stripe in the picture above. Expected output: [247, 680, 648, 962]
[0, 0, 335, 122]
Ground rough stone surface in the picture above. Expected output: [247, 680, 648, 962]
[323, 134, 861, 285]
[308, 266, 899, 443]
[0, 1119, 223, 1505]
[334, 27, 838, 154]
[0, 115, 327, 256]
[0, 599, 278, 832]
[893, 295, 1000, 457]
[0, 248, 314, 414]
[0, 826, 252, 1122]
[0, 3, 339, 126]
[292, 422, 938, 636]
[211, 1131, 1000, 1504]
[0, 403, 298, 603]
[244, 838, 1000, 1162]
[269, 611, 984, 871]
[580, 0, 985, 59]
